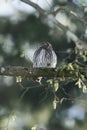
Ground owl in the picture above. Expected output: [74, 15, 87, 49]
[33, 42, 57, 68]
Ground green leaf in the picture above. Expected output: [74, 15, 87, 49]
[83, 85, 87, 93]
[20, 51, 25, 58]
[12, 115, 16, 121]
[67, 63, 74, 70]
[75, 78, 82, 88]
[31, 124, 38, 130]
[82, 55, 87, 62]
[46, 79, 52, 85]
[53, 99, 57, 110]
[54, 80, 59, 92]
[16, 76, 22, 83]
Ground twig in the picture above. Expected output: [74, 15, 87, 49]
[52, 7, 87, 25]
[21, 0, 45, 15]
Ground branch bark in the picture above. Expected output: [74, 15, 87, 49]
[20, 0, 46, 15]
[0, 66, 87, 79]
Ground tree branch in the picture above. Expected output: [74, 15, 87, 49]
[20, 0, 87, 49]
[20, 0, 46, 15]
[0, 66, 87, 79]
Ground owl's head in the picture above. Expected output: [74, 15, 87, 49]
[40, 42, 52, 50]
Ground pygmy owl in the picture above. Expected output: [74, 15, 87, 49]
[33, 42, 57, 68]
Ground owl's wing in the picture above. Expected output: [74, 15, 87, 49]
[51, 50, 57, 68]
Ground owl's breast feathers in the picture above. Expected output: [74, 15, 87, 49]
[33, 42, 57, 68]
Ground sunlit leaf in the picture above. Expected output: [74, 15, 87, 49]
[70, 10, 77, 16]
[12, 115, 16, 121]
[75, 78, 82, 88]
[20, 51, 25, 58]
[53, 99, 57, 109]
[46, 79, 52, 84]
[31, 124, 38, 130]
[75, 78, 87, 92]
[54, 80, 59, 92]
[75, 72, 79, 77]
[67, 63, 74, 70]
[82, 55, 87, 62]
[83, 85, 87, 93]
[16, 76, 22, 83]
[80, 74, 85, 80]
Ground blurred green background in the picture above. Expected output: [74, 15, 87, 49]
[0, 0, 87, 130]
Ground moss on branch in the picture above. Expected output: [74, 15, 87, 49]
[0, 66, 87, 79]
